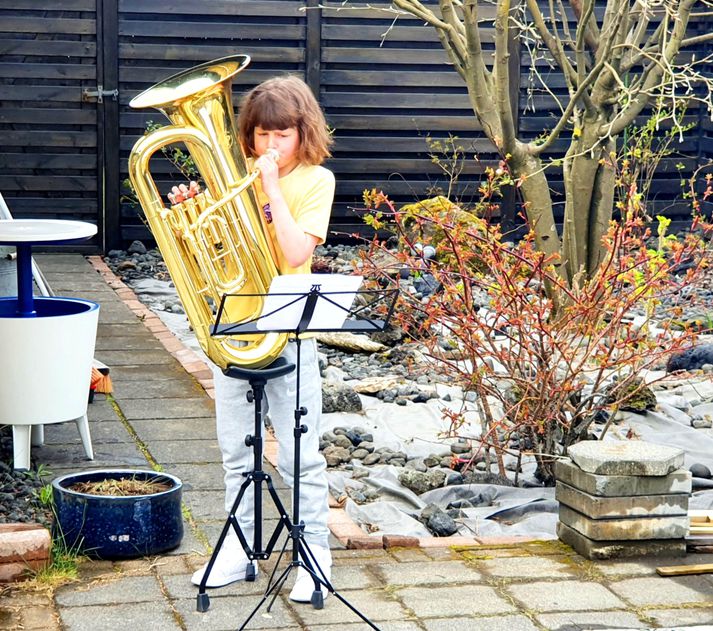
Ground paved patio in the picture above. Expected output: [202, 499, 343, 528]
[1, 253, 712, 631]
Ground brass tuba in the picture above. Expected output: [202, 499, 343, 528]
[128, 55, 288, 369]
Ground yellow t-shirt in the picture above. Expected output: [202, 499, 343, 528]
[253, 163, 335, 275]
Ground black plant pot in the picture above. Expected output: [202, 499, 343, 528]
[52, 469, 183, 559]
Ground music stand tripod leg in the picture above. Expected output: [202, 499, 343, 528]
[196, 358, 296, 613]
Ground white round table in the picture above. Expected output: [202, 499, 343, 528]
[0, 219, 96, 317]
[0, 219, 98, 469]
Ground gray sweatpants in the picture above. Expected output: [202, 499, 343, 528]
[212, 338, 330, 549]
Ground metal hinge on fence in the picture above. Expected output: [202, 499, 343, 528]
[82, 85, 119, 104]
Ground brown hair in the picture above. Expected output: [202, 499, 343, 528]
[238, 75, 332, 165]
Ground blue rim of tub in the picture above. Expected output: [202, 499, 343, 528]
[0, 296, 99, 318]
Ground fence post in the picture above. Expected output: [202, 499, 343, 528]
[97, 0, 120, 252]
[304, 0, 322, 98]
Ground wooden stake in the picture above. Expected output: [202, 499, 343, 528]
[656, 563, 713, 577]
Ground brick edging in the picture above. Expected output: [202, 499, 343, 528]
[87, 255, 540, 551]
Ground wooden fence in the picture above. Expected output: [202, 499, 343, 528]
[0, 0, 711, 251]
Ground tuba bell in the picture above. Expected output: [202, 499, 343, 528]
[128, 55, 288, 369]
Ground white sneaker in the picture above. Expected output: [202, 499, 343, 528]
[191, 531, 257, 588]
[289, 545, 332, 603]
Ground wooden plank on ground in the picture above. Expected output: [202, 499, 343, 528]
[657, 563, 713, 577]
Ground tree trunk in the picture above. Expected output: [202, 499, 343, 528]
[508, 146, 565, 279]
[561, 121, 616, 281]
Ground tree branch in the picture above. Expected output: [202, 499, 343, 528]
[495, 0, 518, 150]
[608, 0, 699, 136]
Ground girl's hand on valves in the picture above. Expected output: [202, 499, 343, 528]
[255, 149, 280, 195]
[168, 181, 200, 205]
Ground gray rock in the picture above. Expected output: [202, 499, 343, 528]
[127, 240, 147, 255]
[322, 382, 362, 413]
[398, 468, 446, 495]
[690, 463, 712, 479]
[667, 344, 713, 372]
[362, 453, 381, 465]
[421, 503, 458, 536]
[322, 445, 351, 467]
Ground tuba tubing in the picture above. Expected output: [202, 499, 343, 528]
[128, 56, 289, 369]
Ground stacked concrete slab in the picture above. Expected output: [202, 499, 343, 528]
[555, 441, 691, 560]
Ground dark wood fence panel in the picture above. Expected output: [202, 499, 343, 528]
[0, 1, 100, 235]
[321, 1, 498, 235]
[0, 1, 710, 247]
[117, 0, 308, 241]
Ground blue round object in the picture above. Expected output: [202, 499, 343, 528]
[52, 469, 183, 559]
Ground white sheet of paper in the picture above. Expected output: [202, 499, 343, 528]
[256, 274, 363, 332]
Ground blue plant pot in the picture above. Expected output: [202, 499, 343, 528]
[52, 469, 183, 559]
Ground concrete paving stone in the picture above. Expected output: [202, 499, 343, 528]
[567, 441, 684, 477]
[32, 441, 147, 469]
[555, 461, 692, 496]
[174, 594, 299, 630]
[112, 377, 207, 399]
[396, 584, 516, 617]
[375, 560, 482, 586]
[594, 556, 694, 577]
[194, 519, 284, 550]
[59, 602, 179, 631]
[476, 554, 576, 579]
[294, 588, 409, 626]
[559, 504, 688, 541]
[607, 575, 713, 606]
[87, 400, 121, 421]
[118, 397, 215, 420]
[55, 575, 163, 606]
[183, 490, 286, 522]
[328, 564, 378, 590]
[98, 310, 142, 325]
[506, 579, 626, 612]
[164, 463, 225, 491]
[131, 418, 218, 443]
[645, 605, 713, 627]
[556, 481, 689, 518]
[310, 623, 422, 631]
[162, 571, 268, 599]
[97, 322, 163, 337]
[97, 349, 186, 366]
[387, 548, 430, 563]
[43, 273, 116, 292]
[108, 363, 194, 381]
[95, 333, 163, 354]
[150, 438, 223, 465]
[168, 522, 209, 557]
[535, 610, 648, 630]
[43, 419, 132, 445]
[35, 254, 94, 270]
[60, 289, 120, 302]
[332, 548, 392, 565]
[422, 614, 539, 631]
[557, 521, 687, 560]
[19, 604, 59, 630]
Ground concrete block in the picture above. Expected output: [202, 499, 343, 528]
[555, 460, 692, 496]
[0, 523, 51, 582]
[556, 481, 688, 518]
[559, 504, 688, 541]
[567, 441, 684, 476]
[557, 522, 686, 560]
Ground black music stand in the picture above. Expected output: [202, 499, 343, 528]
[198, 275, 397, 630]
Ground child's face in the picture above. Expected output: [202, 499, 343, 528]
[253, 126, 300, 176]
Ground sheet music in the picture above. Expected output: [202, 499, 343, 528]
[256, 274, 363, 332]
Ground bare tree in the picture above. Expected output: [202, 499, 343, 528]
[364, 0, 713, 283]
